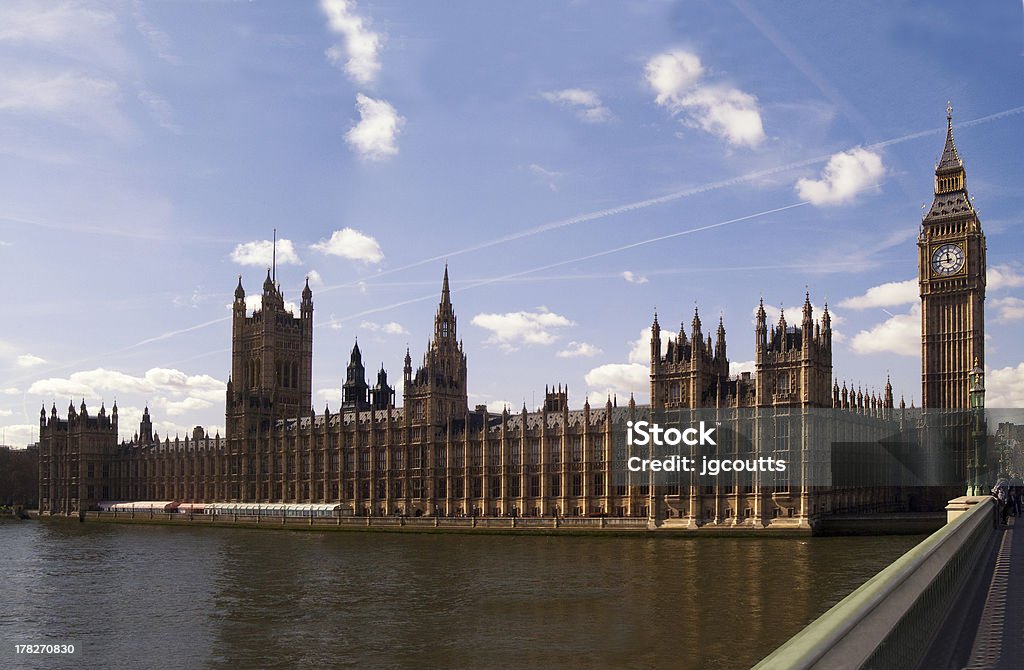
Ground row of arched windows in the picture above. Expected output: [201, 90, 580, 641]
[244, 358, 300, 390]
[936, 174, 963, 193]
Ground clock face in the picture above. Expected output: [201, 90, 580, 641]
[931, 243, 965, 276]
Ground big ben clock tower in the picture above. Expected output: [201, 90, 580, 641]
[919, 104, 986, 410]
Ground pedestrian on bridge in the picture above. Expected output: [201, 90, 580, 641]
[992, 479, 1010, 525]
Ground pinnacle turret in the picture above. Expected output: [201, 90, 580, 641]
[937, 101, 962, 174]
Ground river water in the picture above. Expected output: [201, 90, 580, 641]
[0, 520, 923, 669]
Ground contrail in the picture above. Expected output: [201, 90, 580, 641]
[871, 105, 1024, 149]
[20, 104, 1024, 371]
[129, 316, 231, 348]
[311, 104, 1024, 297]
[731, 0, 878, 142]
[323, 259, 869, 289]
[326, 201, 810, 325]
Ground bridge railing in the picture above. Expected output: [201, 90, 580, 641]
[754, 496, 997, 670]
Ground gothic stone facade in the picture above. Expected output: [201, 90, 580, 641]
[38, 110, 984, 526]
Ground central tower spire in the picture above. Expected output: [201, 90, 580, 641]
[404, 265, 468, 425]
[435, 263, 457, 343]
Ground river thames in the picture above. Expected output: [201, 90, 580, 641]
[1, 520, 923, 669]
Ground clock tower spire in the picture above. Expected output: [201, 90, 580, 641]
[919, 103, 986, 410]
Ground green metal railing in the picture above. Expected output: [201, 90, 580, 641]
[754, 497, 997, 670]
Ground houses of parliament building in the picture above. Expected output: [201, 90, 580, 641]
[38, 108, 988, 528]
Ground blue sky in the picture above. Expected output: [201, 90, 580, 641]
[1, 0, 1023, 446]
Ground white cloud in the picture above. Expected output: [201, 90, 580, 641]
[173, 287, 205, 309]
[630, 328, 652, 365]
[138, 89, 181, 133]
[0, 72, 129, 138]
[622, 271, 648, 285]
[0, 409, 11, 417]
[529, 164, 562, 179]
[306, 270, 324, 288]
[316, 388, 344, 404]
[311, 227, 384, 263]
[0, 3, 128, 71]
[988, 265, 1024, 291]
[0, 4, 145, 141]
[16, 354, 45, 368]
[0, 424, 38, 448]
[678, 85, 765, 148]
[850, 305, 920, 357]
[360, 320, 408, 335]
[992, 297, 1024, 322]
[230, 238, 302, 267]
[345, 93, 403, 161]
[320, 0, 382, 85]
[486, 399, 514, 413]
[471, 308, 574, 351]
[2, 388, 19, 395]
[0, 72, 114, 112]
[133, 4, 179, 65]
[543, 88, 600, 108]
[645, 50, 704, 106]
[153, 396, 212, 417]
[629, 326, 672, 365]
[529, 163, 563, 191]
[838, 265, 1024, 314]
[584, 363, 649, 398]
[557, 341, 602, 358]
[541, 88, 613, 123]
[645, 49, 764, 147]
[987, 363, 1024, 407]
[0, 3, 119, 52]
[796, 147, 885, 206]
[730, 360, 756, 376]
[839, 279, 917, 310]
[26, 367, 226, 403]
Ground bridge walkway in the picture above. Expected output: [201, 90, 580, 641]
[921, 514, 1024, 670]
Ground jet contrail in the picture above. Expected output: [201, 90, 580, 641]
[16, 105, 1023, 377]
[325, 201, 810, 325]
[310, 104, 1024, 298]
[130, 316, 232, 348]
[321, 259, 870, 289]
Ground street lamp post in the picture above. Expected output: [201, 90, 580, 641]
[968, 359, 986, 496]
